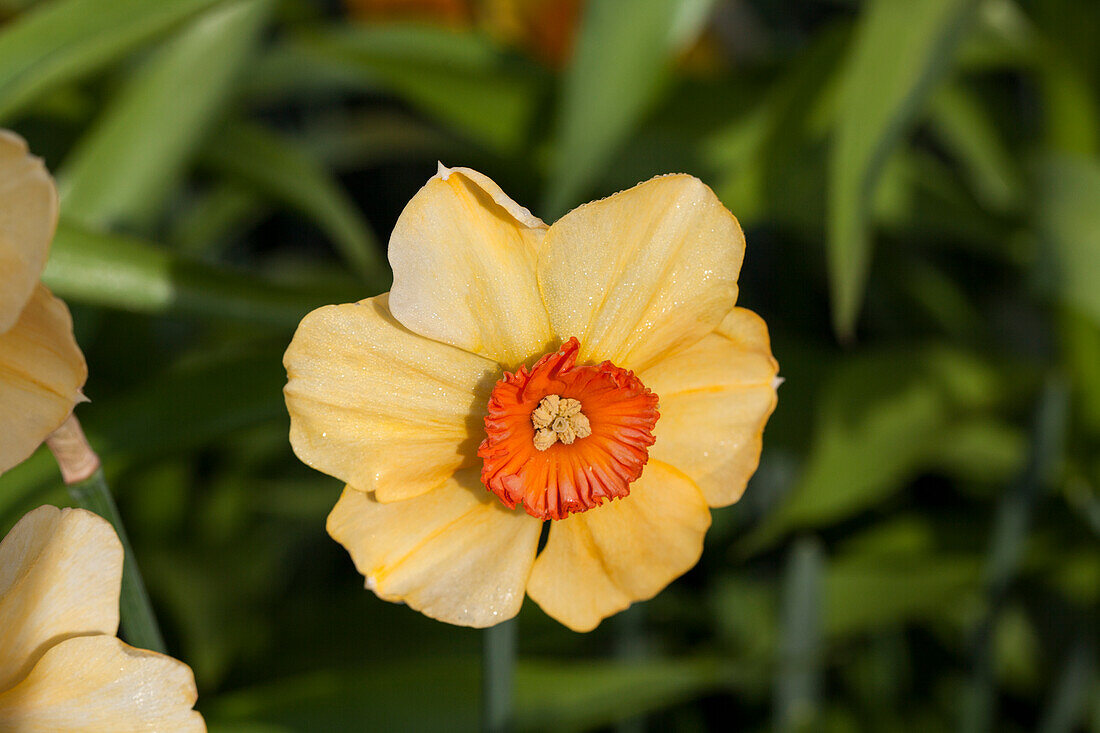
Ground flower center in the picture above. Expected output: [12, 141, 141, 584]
[477, 338, 660, 520]
[530, 394, 591, 450]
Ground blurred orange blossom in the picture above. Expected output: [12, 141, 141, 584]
[344, 0, 583, 66]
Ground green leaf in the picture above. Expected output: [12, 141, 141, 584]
[825, 554, 982, 637]
[294, 24, 544, 153]
[241, 37, 375, 104]
[544, 0, 709, 217]
[955, 0, 1033, 72]
[823, 518, 983, 637]
[515, 656, 723, 730]
[59, 0, 271, 230]
[828, 0, 980, 338]
[0, 344, 288, 532]
[710, 577, 778, 665]
[1061, 308, 1100, 434]
[86, 347, 288, 460]
[1036, 50, 1100, 157]
[0, 0, 224, 122]
[745, 346, 1004, 550]
[67, 468, 166, 654]
[984, 376, 1067, 593]
[202, 656, 723, 732]
[301, 111, 462, 173]
[42, 219, 359, 326]
[169, 182, 268, 256]
[707, 22, 851, 227]
[200, 119, 389, 291]
[201, 658, 476, 732]
[0, 450, 67, 535]
[1036, 155, 1100, 327]
[962, 377, 1069, 733]
[1037, 632, 1096, 733]
[927, 81, 1021, 212]
[926, 418, 1026, 484]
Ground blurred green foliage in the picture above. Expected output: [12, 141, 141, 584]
[1, 0, 1098, 730]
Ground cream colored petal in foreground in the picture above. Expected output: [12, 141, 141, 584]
[0, 635, 204, 732]
[527, 461, 710, 632]
[387, 165, 553, 368]
[327, 470, 542, 627]
[438, 165, 546, 229]
[285, 295, 500, 502]
[0, 507, 120, 692]
[538, 174, 743, 372]
[0, 284, 88, 475]
[641, 307, 779, 507]
[0, 131, 59, 333]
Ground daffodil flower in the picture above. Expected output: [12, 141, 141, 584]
[285, 165, 779, 631]
[0, 506, 205, 730]
[0, 131, 87, 476]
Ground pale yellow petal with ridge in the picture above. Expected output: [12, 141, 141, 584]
[387, 165, 553, 369]
[527, 461, 710, 632]
[0, 635, 204, 732]
[0, 507, 120, 692]
[0, 130, 59, 334]
[641, 307, 779, 507]
[0, 285, 87, 475]
[538, 174, 743, 372]
[327, 470, 541, 628]
[285, 294, 499, 502]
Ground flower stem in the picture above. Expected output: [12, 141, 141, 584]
[614, 605, 646, 733]
[960, 375, 1067, 733]
[48, 416, 166, 654]
[483, 619, 517, 733]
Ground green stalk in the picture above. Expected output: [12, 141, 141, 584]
[614, 604, 646, 733]
[483, 619, 517, 733]
[67, 467, 166, 654]
[960, 375, 1067, 733]
[775, 536, 825, 732]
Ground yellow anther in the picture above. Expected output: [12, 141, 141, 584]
[530, 395, 592, 451]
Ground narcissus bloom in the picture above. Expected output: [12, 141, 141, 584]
[0, 506, 204, 730]
[0, 131, 87, 475]
[285, 165, 778, 631]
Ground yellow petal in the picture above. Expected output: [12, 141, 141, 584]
[0, 507, 120, 692]
[326, 470, 542, 627]
[0, 284, 88, 475]
[0, 131, 59, 333]
[0, 635, 204, 732]
[527, 461, 710, 632]
[538, 174, 744, 371]
[387, 165, 553, 368]
[285, 295, 499, 502]
[438, 164, 546, 229]
[641, 307, 779, 507]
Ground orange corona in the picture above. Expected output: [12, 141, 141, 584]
[478, 338, 660, 520]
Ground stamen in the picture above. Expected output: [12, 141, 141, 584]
[478, 338, 659, 520]
[531, 395, 590, 451]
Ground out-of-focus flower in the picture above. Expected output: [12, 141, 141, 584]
[342, 0, 737, 71]
[0, 506, 205, 730]
[479, 0, 582, 66]
[0, 131, 87, 475]
[285, 165, 778, 631]
[345, 0, 583, 67]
